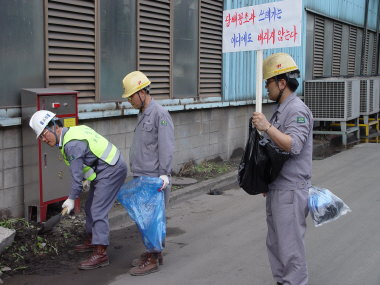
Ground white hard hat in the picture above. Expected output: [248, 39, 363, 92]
[29, 110, 56, 138]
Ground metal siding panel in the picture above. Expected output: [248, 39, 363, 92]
[0, 0, 45, 107]
[304, 0, 367, 28]
[367, 0, 380, 30]
[305, 0, 378, 30]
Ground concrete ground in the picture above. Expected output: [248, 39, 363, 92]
[4, 143, 380, 285]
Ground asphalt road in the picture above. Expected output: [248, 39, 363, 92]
[6, 143, 380, 285]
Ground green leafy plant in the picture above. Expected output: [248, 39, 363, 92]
[178, 159, 236, 179]
[0, 218, 30, 230]
[194, 161, 233, 178]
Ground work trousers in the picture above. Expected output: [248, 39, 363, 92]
[266, 188, 309, 285]
[85, 159, 127, 245]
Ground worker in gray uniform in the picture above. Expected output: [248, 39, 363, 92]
[251, 53, 313, 285]
[29, 110, 127, 270]
[121, 70, 174, 276]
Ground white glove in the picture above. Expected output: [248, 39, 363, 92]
[159, 175, 169, 190]
[62, 198, 75, 214]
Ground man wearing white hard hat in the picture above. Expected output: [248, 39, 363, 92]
[252, 53, 313, 285]
[121, 71, 174, 276]
[29, 110, 127, 270]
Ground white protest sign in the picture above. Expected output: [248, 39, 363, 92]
[223, 0, 302, 53]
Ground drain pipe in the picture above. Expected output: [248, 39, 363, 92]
[360, 0, 370, 76]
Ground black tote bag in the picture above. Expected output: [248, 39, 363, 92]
[238, 121, 291, 195]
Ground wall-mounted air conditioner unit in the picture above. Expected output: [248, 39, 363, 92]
[304, 79, 360, 121]
[358, 77, 380, 115]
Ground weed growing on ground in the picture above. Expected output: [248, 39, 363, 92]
[178, 159, 237, 180]
[0, 218, 30, 230]
[0, 216, 85, 276]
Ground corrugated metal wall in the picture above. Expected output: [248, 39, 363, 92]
[223, 0, 379, 101]
[305, 0, 379, 30]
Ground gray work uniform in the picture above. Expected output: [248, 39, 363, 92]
[265, 93, 313, 285]
[130, 99, 174, 206]
[61, 127, 127, 245]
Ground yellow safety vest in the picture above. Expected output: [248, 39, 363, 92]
[61, 125, 120, 181]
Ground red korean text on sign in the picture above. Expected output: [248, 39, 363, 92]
[257, 28, 276, 45]
[225, 9, 256, 28]
[277, 25, 298, 42]
[243, 9, 256, 25]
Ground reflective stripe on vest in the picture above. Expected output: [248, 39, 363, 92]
[83, 165, 97, 181]
[61, 125, 120, 181]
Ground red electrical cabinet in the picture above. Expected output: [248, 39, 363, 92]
[21, 88, 80, 222]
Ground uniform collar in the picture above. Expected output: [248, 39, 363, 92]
[277, 92, 297, 113]
[141, 98, 156, 116]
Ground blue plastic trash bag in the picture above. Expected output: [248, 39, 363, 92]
[308, 186, 351, 227]
[117, 176, 165, 251]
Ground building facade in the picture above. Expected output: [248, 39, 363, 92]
[0, 0, 379, 217]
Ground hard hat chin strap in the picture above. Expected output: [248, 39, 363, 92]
[275, 77, 288, 103]
[46, 120, 60, 146]
[137, 92, 145, 112]
[137, 87, 150, 112]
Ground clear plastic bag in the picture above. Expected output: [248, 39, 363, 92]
[308, 186, 351, 227]
[117, 176, 165, 251]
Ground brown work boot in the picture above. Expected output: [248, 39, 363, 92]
[129, 253, 159, 276]
[131, 252, 163, 267]
[78, 245, 109, 270]
[74, 234, 95, 253]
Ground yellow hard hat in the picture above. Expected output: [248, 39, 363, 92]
[263, 53, 299, 80]
[121, 71, 151, 98]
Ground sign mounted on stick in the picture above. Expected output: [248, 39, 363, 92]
[223, 0, 302, 53]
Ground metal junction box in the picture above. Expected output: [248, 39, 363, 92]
[21, 88, 78, 222]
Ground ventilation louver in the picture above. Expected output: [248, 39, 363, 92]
[304, 79, 360, 121]
[359, 78, 380, 115]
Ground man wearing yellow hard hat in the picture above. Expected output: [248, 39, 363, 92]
[252, 53, 313, 285]
[121, 71, 174, 276]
